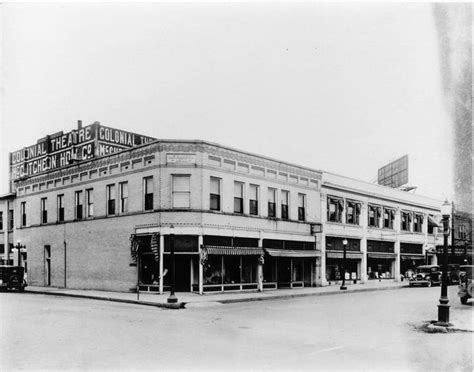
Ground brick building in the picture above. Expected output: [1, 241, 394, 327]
[3, 121, 446, 293]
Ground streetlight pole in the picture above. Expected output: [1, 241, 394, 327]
[340, 238, 348, 290]
[15, 241, 25, 267]
[437, 200, 451, 326]
[167, 226, 178, 304]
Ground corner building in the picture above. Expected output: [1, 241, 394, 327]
[13, 139, 323, 293]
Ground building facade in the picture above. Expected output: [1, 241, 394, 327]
[320, 172, 443, 285]
[4, 122, 447, 293]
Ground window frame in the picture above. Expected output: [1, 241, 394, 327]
[172, 174, 191, 209]
[268, 188, 276, 218]
[249, 184, 259, 216]
[41, 197, 48, 224]
[210, 177, 221, 211]
[119, 182, 128, 213]
[20, 201, 26, 227]
[234, 181, 244, 214]
[413, 213, 423, 233]
[298, 193, 306, 222]
[75, 190, 83, 220]
[327, 197, 343, 223]
[383, 208, 395, 229]
[107, 184, 116, 216]
[368, 204, 382, 228]
[281, 190, 289, 220]
[86, 188, 94, 218]
[143, 176, 154, 211]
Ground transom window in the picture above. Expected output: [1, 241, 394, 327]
[172, 175, 191, 208]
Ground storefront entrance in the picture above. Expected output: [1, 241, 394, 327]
[163, 254, 192, 292]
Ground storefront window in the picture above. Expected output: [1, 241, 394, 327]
[223, 256, 240, 284]
[204, 256, 222, 285]
[292, 258, 304, 281]
[367, 259, 393, 279]
[242, 256, 257, 283]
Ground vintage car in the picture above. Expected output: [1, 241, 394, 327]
[0, 265, 27, 292]
[409, 265, 442, 287]
[458, 265, 473, 305]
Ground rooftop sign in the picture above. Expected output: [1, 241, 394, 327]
[9, 122, 155, 181]
[377, 155, 409, 188]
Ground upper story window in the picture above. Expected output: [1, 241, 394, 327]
[75, 191, 83, 220]
[107, 184, 116, 216]
[143, 176, 153, 211]
[327, 197, 343, 223]
[298, 193, 306, 222]
[383, 208, 395, 229]
[9, 209, 13, 230]
[413, 213, 423, 233]
[210, 177, 221, 211]
[401, 211, 412, 231]
[234, 182, 244, 214]
[21, 202, 26, 227]
[427, 215, 436, 234]
[41, 197, 48, 224]
[57, 195, 65, 222]
[268, 188, 276, 218]
[249, 184, 259, 215]
[346, 200, 361, 225]
[86, 189, 94, 217]
[172, 175, 191, 208]
[281, 190, 289, 220]
[459, 225, 467, 240]
[0, 211, 3, 230]
[368, 205, 382, 228]
[120, 182, 128, 213]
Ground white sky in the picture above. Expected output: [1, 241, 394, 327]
[0, 2, 454, 200]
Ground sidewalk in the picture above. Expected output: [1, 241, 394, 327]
[25, 280, 408, 309]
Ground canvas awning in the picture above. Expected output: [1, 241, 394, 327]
[202, 246, 264, 256]
[265, 248, 322, 258]
[326, 251, 363, 259]
[367, 252, 398, 259]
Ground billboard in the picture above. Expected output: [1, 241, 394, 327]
[9, 122, 156, 181]
[377, 155, 409, 188]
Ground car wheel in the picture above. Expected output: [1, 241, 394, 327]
[461, 296, 468, 305]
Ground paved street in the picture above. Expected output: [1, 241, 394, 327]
[1, 286, 472, 371]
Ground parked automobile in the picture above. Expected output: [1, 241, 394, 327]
[0, 266, 27, 292]
[447, 264, 461, 285]
[457, 265, 473, 305]
[409, 265, 442, 287]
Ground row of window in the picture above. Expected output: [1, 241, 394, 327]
[327, 196, 431, 233]
[210, 177, 306, 221]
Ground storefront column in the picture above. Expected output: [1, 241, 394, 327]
[159, 234, 164, 294]
[198, 235, 203, 295]
[257, 237, 263, 291]
[320, 233, 328, 286]
[360, 238, 368, 283]
[394, 241, 401, 282]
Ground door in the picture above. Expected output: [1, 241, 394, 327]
[44, 245, 51, 286]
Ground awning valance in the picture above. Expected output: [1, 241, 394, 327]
[367, 252, 397, 259]
[265, 248, 322, 258]
[326, 251, 363, 259]
[202, 245, 264, 256]
[401, 254, 425, 260]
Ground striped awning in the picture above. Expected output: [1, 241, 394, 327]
[401, 254, 425, 260]
[326, 251, 363, 259]
[367, 252, 398, 259]
[428, 215, 440, 227]
[265, 248, 322, 258]
[202, 246, 264, 256]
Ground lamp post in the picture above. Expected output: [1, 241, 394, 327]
[167, 225, 178, 304]
[437, 200, 451, 326]
[15, 241, 25, 267]
[340, 238, 348, 290]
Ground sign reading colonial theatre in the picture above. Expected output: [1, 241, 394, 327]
[9, 121, 156, 181]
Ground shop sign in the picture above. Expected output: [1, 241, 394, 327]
[166, 153, 196, 164]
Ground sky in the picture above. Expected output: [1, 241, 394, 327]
[0, 2, 454, 200]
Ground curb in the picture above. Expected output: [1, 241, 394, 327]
[24, 284, 408, 309]
[26, 290, 184, 309]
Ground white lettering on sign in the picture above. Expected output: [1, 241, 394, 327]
[166, 153, 196, 164]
